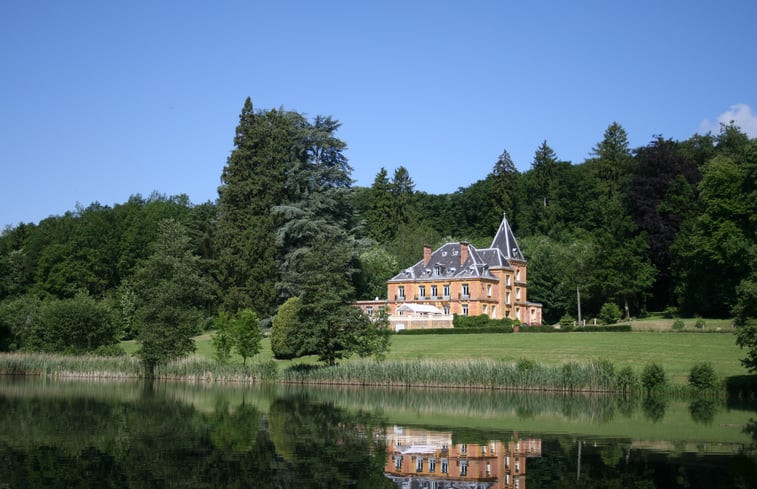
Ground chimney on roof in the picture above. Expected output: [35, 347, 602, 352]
[423, 244, 432, 266]
[460, 241, 469, 266]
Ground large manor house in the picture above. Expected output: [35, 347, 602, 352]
[358, 214, 543, 331]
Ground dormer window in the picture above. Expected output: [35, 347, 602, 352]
[434, 265, 442, 276]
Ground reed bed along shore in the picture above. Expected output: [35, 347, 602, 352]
[0, 353, 716, 396]
[0, 353, 277, 383]
[282, 358, 637, 393]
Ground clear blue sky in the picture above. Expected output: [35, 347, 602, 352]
[2, 0, 756, 228]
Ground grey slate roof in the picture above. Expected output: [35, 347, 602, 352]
[388, 214, 524, 282]
[491, 212, 525, 261]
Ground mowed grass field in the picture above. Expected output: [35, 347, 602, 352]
[383, 332, 746, 384]
[122, 330, 748, 385]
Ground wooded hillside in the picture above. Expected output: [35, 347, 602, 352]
[1, 98, 755, 354]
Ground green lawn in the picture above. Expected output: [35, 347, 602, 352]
[123, 329, 749, 385]
[382, 332, 747, 383]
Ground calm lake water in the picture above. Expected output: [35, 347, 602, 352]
[0, 376, 755, 488]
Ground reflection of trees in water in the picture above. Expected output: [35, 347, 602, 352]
[0, 386, 393, 488]
[642, 396, 667, 423]
[0, 381, 754, 489]
[267, 396, 393, 488]
[689, 397, 717, 425]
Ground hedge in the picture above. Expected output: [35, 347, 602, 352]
[521, 325, 632, 333]
[453, 314, 518, 329]
[395, 324, 632, 335]
[397, 326, 514, 335]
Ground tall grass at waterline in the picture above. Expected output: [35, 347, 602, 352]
[158, 357, 278, 383]
[0, 352, 142, 378]
[0, 353, 278, 383]
[282, 358, 647, 393]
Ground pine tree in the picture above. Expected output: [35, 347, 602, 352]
[216, 99, 305, 316]
[391, 166, 416, 230]
[490, 149, 521, 233]
[585, 123, 654, 317]
[527, 140, 560, 235]
[366, 168, 395, 242]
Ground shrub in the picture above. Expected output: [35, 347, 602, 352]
[641, 362, 667, 392]
[516, 357, 537, 372]
[688, 362, 717, 390]
[0, 295, 44, 351]
[671, 319, 685, 331]
[615, 366, 638, 393]
[694, 318, 706, 330]
[271, 297, 301, 359]
[453, 314, 517, 329]
[598, 302, 622, 325]
[453, 314, 490, 328]
[559, 313, 574, 328]
[662, 306, 678, 318]
[27, 293, 118, 353]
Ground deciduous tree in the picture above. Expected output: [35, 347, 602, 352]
[133, 219, 213, 377]
[233, 308, 263, 365]
[295, 236, 388, 365]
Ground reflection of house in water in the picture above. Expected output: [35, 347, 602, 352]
[384, 426, 541, 489]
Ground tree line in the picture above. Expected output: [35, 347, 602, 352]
[0, 98, 755, 366]
[358, 123, 755, 326]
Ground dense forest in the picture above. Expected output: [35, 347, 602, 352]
[0, 97, 755, 355]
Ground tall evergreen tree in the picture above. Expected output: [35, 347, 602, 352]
[216, 98, 304, 316]
[585, 123, 654, 317]
[366, 168, 394, 242]
[490, 149, 521, 232]
[272, 116, 354, 299]
[525, 141, 561, 235]
[391, 166, 416, 229]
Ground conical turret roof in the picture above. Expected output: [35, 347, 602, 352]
[491, 212, 524, 261]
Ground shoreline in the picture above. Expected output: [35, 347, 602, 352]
[0, 352, 737, 398]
